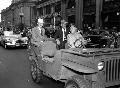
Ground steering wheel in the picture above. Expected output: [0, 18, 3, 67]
[74, 39, 86, 48]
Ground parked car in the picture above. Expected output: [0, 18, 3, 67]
[0, 31, 18, 48]
[28, 37, 120, 88]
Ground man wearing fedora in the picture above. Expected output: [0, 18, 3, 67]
[54, 19, 69, 49]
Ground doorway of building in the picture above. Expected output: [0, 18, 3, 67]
[83, 14, 95, 27]
[102, 12, 120, 29]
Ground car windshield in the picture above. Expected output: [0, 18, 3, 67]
[84, 35, 110, 48]
[4, 34, 21, 38]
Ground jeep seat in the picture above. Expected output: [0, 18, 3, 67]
[41, 39, 57, 57]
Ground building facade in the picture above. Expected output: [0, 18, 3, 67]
[102, 0, 120, 28]
[35, 0, 102, 29]
[35, 0, 61, 27]
[1, 0, 36, 29]
[1, 0, 120, 30]
[1, 7, 13, 28]
[36, 0, 120, 29]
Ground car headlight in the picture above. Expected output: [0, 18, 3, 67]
[98, 61, 104, 71]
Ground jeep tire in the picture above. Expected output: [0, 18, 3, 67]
[65, 76, 91, 88]
[30, 55, 43, 83]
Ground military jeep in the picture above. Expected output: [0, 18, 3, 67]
[28, 38, 120, 88]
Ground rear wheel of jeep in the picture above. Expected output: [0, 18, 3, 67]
[65, 76, 91, 88]
[30, 56, 43, 83]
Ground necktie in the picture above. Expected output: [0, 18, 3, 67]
[62, 28, 66, 41]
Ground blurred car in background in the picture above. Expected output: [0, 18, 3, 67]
[84, 35, 111, 48]
[0, 31, 28, 48]
[17, 33, 28, 48]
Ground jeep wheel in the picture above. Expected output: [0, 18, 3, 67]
[65, 76, 91, 88]
[30, 58, 43, 83]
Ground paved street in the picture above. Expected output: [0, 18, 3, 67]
[0, 46, 64, 88]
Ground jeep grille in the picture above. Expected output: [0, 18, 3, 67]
[105, 58, 120, 82]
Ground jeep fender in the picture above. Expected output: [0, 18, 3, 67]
[62, 61, 98, 74]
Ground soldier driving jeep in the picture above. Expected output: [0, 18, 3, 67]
[67, 24, 86, 48]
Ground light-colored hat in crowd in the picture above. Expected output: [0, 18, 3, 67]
[38, 18, 44, 23]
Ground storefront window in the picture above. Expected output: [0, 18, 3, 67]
[55, 3, 61, 13]
[83, 0, 96, 27]
[46, 5, 51, 15]
[102, 0, 120, 28]
[38, 8, 43, 16]
[84, 0, 96, 7]
[103, 0, 120, 12]
[67, 0, 76, 9]
[83, 0, 96, 14]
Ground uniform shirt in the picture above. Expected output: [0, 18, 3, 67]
[67, 32, 85, 48]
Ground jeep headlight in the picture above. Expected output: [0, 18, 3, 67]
[98, 61, 104, 71]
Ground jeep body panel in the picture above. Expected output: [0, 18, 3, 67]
[35, 48, 99, 81]
[61, 49, 98, 73]
[29, 38, 120, 87]
[62, 60, 97, 73]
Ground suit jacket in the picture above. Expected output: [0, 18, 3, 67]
[54, 26, 70, 49]
[54, 26, 63, 41]
[54, 26, 70, 40]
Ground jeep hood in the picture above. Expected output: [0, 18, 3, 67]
[61, 48, 98, 73]
[61, 48, 120, 73]
[62, 60, 98, 73]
